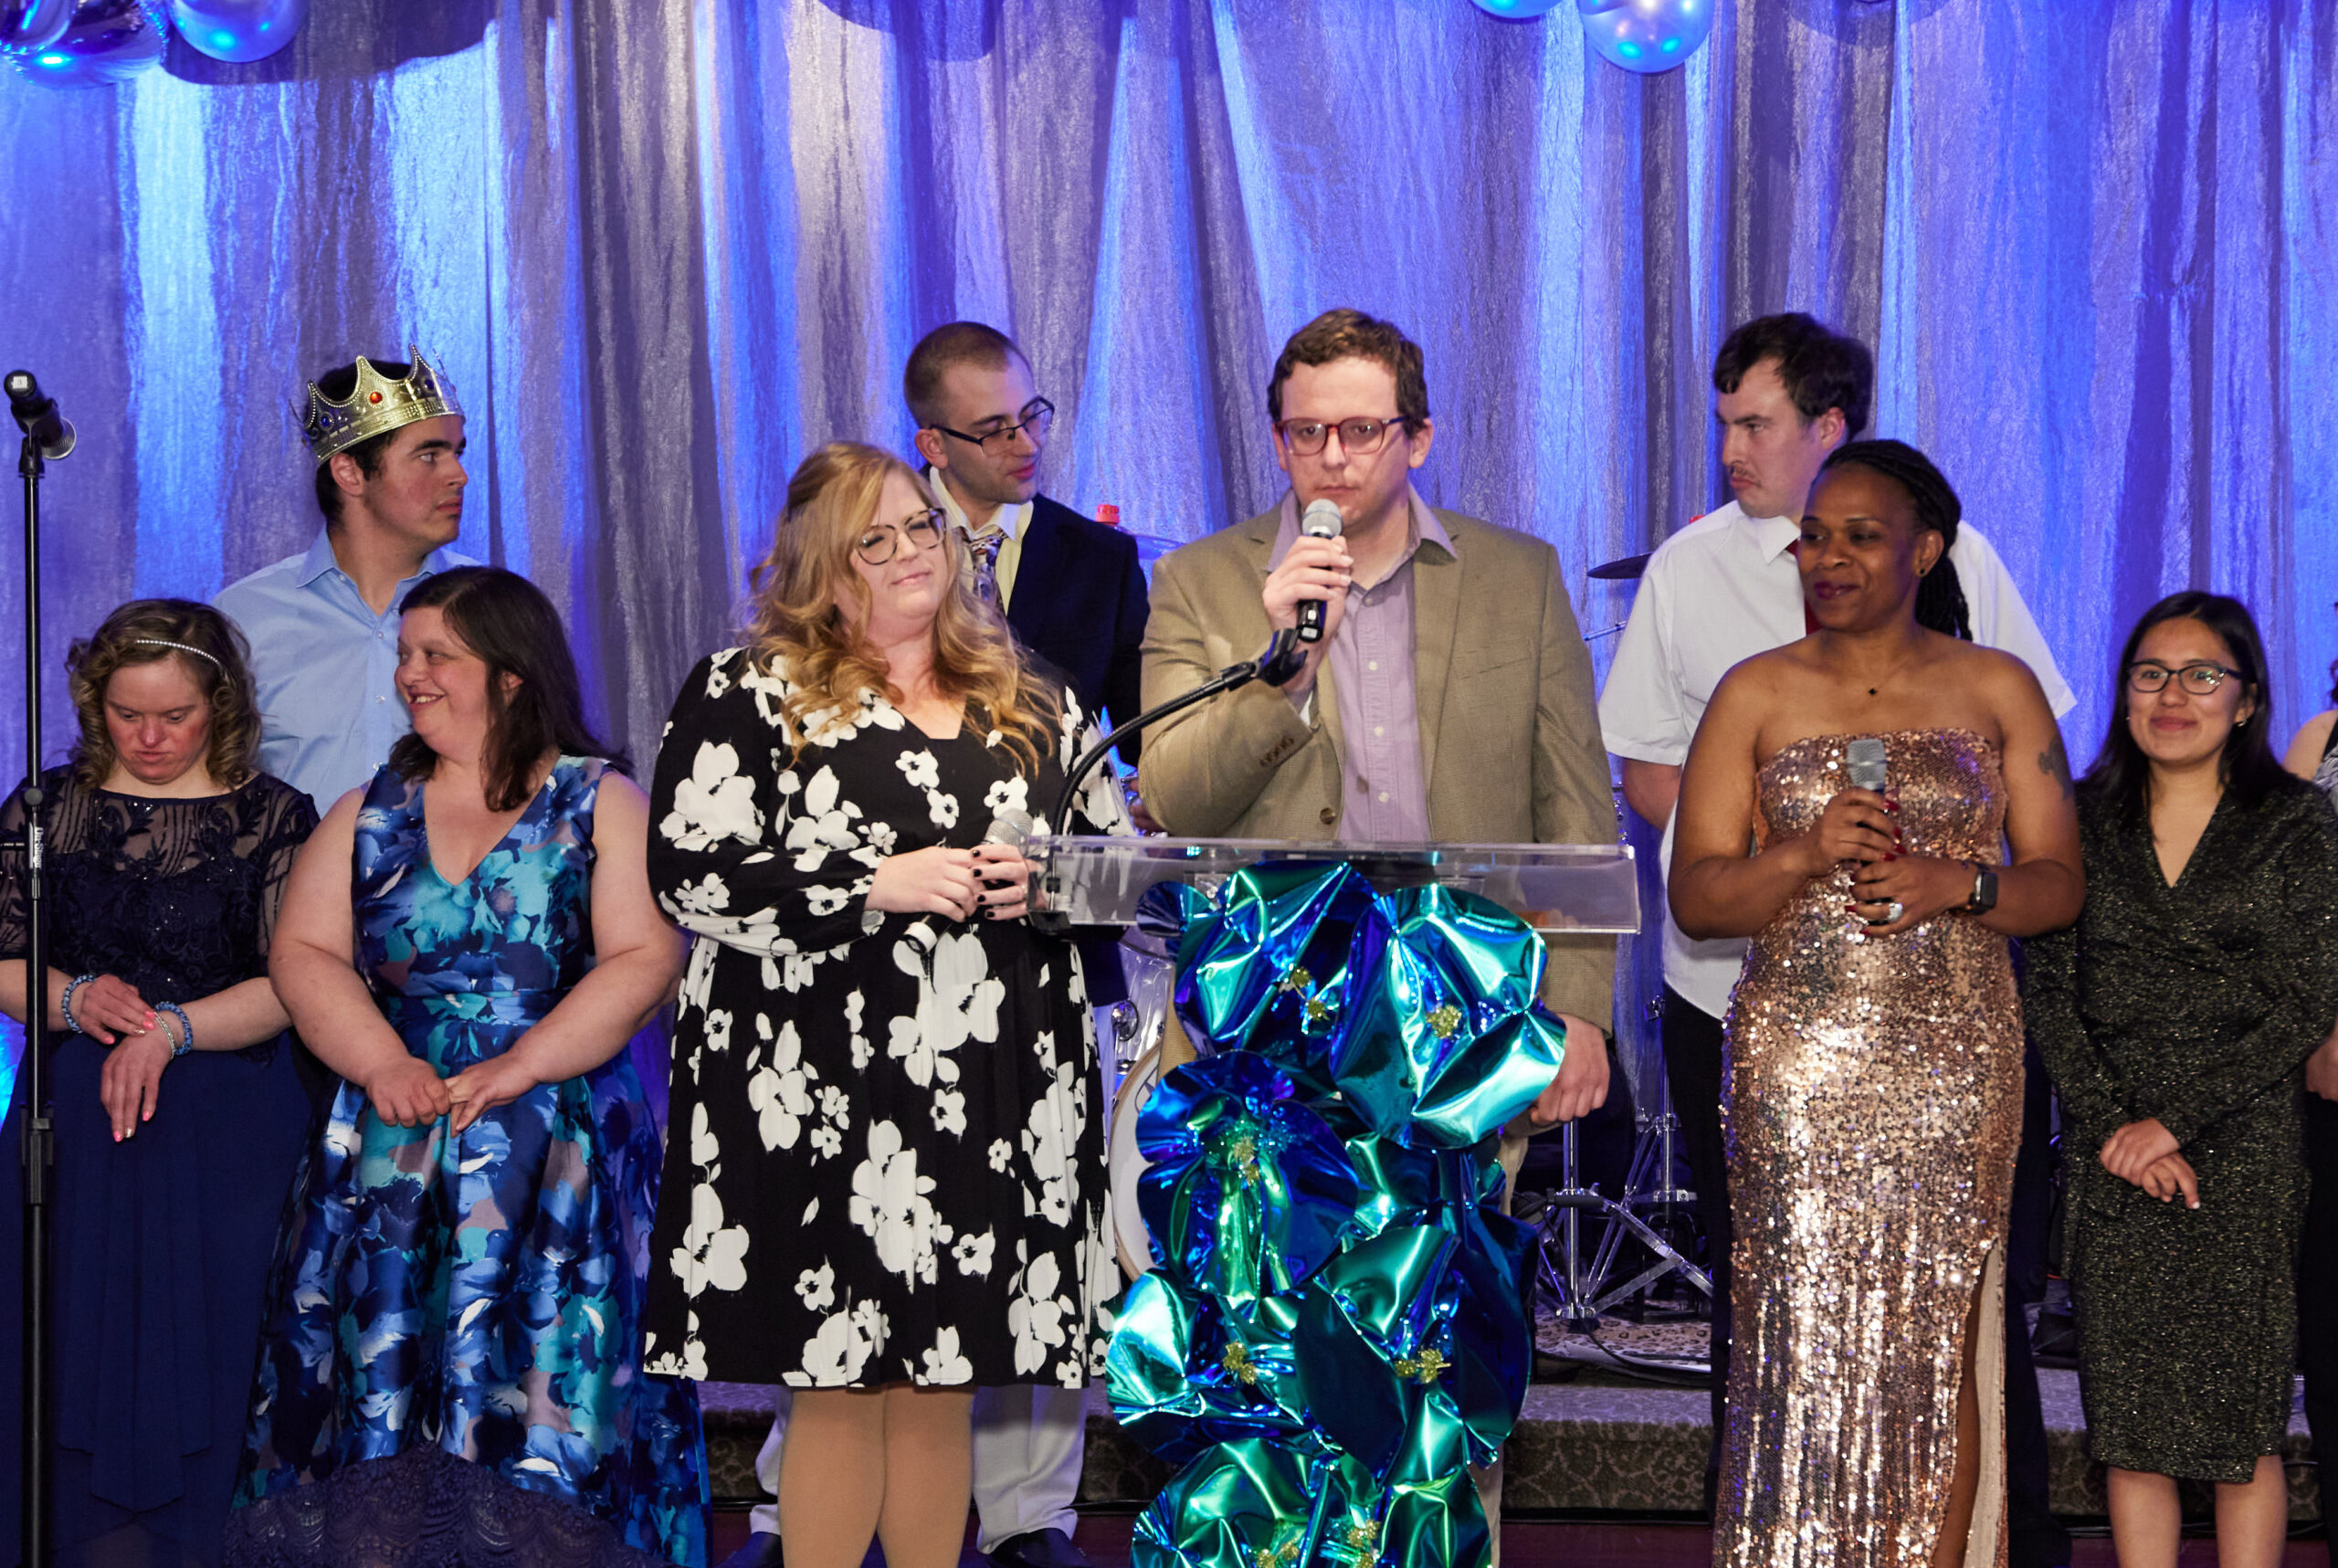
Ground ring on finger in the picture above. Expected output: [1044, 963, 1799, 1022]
[1885, 900, 1905, 923]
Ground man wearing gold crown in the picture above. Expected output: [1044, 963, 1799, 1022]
[216, 349, 472, 812]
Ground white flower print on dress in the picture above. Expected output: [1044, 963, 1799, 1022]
[1006, 1247, 1069, 1377]
[848, 1121, 947, 1282]
[931, 1088, 966, 1138]
[662, 742, 761, 851]
[921, 1326, 974, 1384]
[886, 930, 1001, 1089]
[896, 750, 942, 790]
[779, 765, 864, 871]
[847, 990, 873, 1071]
[988, 1139, 1013, 1173]
[668, 874, 731, 917]
[928, 789, 960, 830]
[702, 1008, 733, 1056]
[671, 1182, 750, 1298]
[795, 1261, 837, 1312]
[795, 1300, 885, 1385]
[1020, 1059, 1081, 1226]
[746, 1018, 816, 1152]
[983, 776, 1030, 820]
[952, 1230, 995, 1279]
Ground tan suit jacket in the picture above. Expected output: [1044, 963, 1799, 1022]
[1139, 503, 1617, 1026]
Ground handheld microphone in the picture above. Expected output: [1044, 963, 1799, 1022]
[1845, 737, 1887, 795]
[1295, 498, 1343, 643]
[4, 369, 76, 460]
[984, 807, 1034, 847]
[1846, 738, 1890, 927]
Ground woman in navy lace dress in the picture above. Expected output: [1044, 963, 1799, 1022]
[0, 600, 318, 1567]
[226, 568, 705, 1567]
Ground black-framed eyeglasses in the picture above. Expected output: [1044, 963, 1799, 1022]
[933, 398, 1055, 453]
[1273, 416, 1415, 458]
[855, 510, 946, 565]
[2126, 660, 2242, 696]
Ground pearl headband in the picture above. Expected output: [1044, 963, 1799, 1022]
[129, 637, 225, 673]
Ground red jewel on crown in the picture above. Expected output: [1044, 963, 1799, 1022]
[369, 392, 384, 404]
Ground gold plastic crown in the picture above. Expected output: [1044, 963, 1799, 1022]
[302, 346, 461, 463]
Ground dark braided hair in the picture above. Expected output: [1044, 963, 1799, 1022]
[1817, 439, 1972, 640]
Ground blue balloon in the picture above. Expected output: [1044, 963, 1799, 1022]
[1471, 0, 1565, 16]
[0, 0, 75, 52]
[9, 0, 164, 86]
[166, 0, 303, 63]
[1577, 0, 1714, 73]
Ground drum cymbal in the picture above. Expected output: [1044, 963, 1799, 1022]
[1588, 552, 1651, 581]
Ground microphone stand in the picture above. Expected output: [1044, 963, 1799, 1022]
[1047, 626, 1306, 838]
[14, 416, 56, 1565]
[1029, 628, 1306, 932]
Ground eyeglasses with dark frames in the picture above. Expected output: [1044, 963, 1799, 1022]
[1273, 416, 1415, 458]
[855, 510, 947, 565]
[933, 398, 1055, 453]
[2126, 660, 2243, 696]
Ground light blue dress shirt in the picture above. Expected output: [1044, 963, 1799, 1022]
[215, 532, 468, 812]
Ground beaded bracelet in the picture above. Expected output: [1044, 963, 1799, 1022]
[59, 973, 97, 1037]
[153, 1002, 195, 1058]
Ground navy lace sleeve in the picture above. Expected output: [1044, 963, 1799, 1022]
[0, 768, 317, 1013]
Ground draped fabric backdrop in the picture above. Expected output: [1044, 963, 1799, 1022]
[2, 1, 2334, 1089]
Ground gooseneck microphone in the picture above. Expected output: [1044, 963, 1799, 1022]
[5, 369, 76, 461]
[1295, 498, 1343, 643]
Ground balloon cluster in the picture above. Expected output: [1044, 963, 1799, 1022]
[1468, 0, 1716, 76]
[1109, 865, 1575, 1568]
[3, 0, 305, 85]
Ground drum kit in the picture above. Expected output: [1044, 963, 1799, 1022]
[1100, 541, 1713, 1379]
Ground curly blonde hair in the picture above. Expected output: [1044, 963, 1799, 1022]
[745, 441, 1058, 771]
[67, 599, 262, 790]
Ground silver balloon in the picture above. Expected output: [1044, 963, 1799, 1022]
[0, 0, 75, 52]
[166, 0, 303, 63]
[1577, 0, 1715, 74]
[9, 0, 165, 86]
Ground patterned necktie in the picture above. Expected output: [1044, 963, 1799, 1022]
[964, 528, 1005, 606]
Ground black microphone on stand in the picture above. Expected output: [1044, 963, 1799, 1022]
[5, 370, 76, 461]
[1294, 498, 1343, 643]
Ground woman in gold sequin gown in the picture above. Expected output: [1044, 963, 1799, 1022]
[1671, 442, 2083, 1568]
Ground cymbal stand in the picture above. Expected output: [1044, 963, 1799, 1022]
[1534, 1087, 1711, 1368]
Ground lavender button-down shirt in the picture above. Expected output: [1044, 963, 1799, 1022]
[1268, 488, 1454, 844]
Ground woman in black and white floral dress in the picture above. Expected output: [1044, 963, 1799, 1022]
[642, 442, 1126, 1568]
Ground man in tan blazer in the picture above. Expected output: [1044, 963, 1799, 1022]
[1141, 309, 1617, 1110]
[1140, 309, 1616, 1561]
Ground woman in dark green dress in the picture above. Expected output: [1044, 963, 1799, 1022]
[2029, 590, 2338, 1568]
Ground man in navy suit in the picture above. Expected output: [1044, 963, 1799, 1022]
[907, 321, 1148, 763]
[719, 323, 1143, 1568]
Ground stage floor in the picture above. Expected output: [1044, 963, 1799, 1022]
[700, 1361, 2322, 1524]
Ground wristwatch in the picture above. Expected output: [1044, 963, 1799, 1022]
[1960, 861, 1999, 916]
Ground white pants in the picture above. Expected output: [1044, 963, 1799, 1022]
[746, 1384, 1088, 1552]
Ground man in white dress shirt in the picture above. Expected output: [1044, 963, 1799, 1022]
[1596, 314, 2076, 1560]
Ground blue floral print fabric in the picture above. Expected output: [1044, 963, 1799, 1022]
[228, 758, 706, 1568]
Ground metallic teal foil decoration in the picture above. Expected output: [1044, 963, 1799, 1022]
[1115, 865, 1559, 1564]
[1332, 883, 1567, 1148]
[1293, 1225, 1525, 1483]
[1130, 1436, 1490, 1568]
[1172, 864, 1374, 1095]
[1138, 1053, 1359, 1313]
[1107, 1270, 1313, 1463]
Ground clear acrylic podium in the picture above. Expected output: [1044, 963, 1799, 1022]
[1024, 835, 1640, 934]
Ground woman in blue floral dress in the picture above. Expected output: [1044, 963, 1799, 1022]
[226, 568, 705, 1568]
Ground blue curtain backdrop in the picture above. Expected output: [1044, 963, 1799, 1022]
[0, 3, 2333, 1100]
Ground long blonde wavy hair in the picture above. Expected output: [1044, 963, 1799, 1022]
[744, 441, 1058, 772]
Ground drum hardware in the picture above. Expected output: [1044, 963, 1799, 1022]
[1588, 551, 1652, 581]
[1534, 1090, 1712, 1377]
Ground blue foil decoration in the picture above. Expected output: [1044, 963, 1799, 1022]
[1137, 1052, 1358, 1314]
